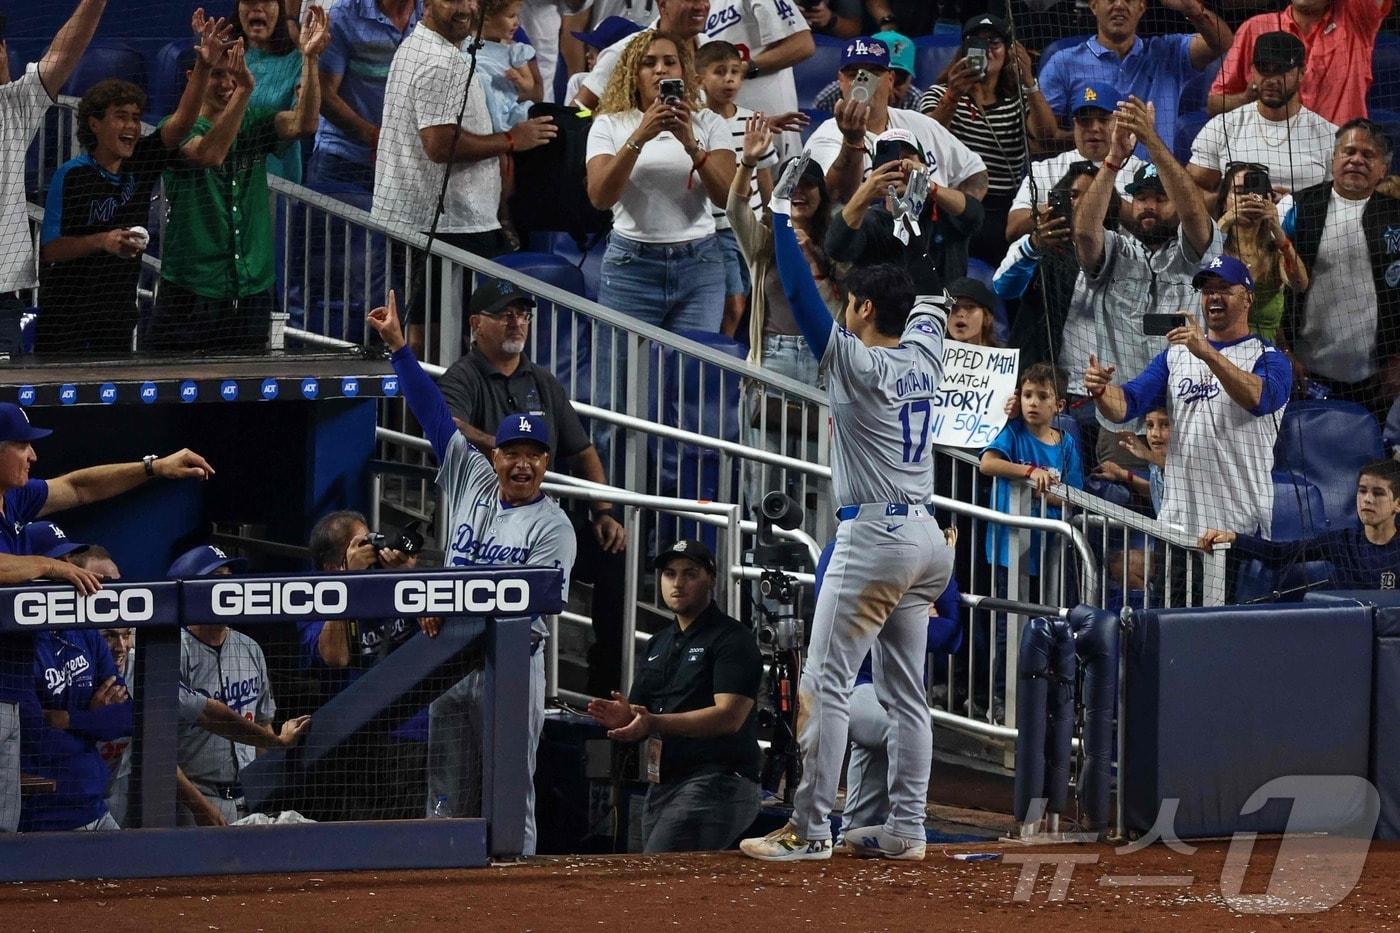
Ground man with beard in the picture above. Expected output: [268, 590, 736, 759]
[1282, 119, 1400, 421]
[1073, 95, 1221, 467]
[1188, 33, 1338, 196]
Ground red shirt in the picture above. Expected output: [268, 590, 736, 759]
[1210, 0, 1391, 125]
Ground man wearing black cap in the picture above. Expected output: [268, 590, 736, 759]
[436, 277, 626, 697]
[1189, 32, 1339, 195]
[0, 403, 212, 833]
[1086, 254, 1291, 601]
[587, 539, 762, 853]
[1073, 94, 1222, 466]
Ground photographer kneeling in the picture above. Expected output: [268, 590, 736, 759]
[587, 540, 762, 853]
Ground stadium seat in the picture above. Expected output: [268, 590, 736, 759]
[1233, 470, 1330, 603]
[62, 39, 147, 97]
[1385, 396, 1400, 455]
[1172, 109, 1208, 165]
[1036, 34, 1090, 76]
[964, 257, 1010, 346]
[495, 251, 591, 397]
[912, 34, 960, 89]
[794, 35, 845, 110]
[1177, 59, 1220, 115]
[1370, 33, 1400, 113]
[799, 108, 830, 144]
[1274, 399, 1382, 531]
[150, 39, 189, 122]
[540, 230, 607, 302]
[291, 182, 380, 339]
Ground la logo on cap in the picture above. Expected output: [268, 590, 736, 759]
[211, 546, 229, 559]
[672, 542, 687, 553]
[1209, 257, 1224, 269]
[52, 525, 66, 539]
[1082, 87, 1098, 102]
[518, 416, 532, 432]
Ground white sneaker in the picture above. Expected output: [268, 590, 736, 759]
[739, 825, 833, 862]
[841, 824, 927, 861]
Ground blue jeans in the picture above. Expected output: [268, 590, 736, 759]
[307, 149, 375, 194]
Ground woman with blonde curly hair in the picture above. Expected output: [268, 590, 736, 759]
[585, 30, 735, 332]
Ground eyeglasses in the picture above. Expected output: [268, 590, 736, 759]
[480, 308, 534, 322]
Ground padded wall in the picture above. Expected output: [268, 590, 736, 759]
[1125, 603, 1372, 838]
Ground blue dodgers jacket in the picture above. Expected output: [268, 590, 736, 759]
[21, 630, 132, 831]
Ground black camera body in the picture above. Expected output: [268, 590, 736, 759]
[366, 523, 425, 556]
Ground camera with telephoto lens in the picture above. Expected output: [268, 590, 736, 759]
[748, 490, 809, 653]
[365, 522, 425, 557]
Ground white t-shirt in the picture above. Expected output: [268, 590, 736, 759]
[712, 104, 778, 230]
[520, 0, 578, 104]
[1189, 105, 1338, 193]
[373, 23, 500, 235]
[586, 108, 730, 242]
[1010, 148, 1145, 214]
[804, 107, 987, 191]
[1295, 190, 1377, 381]
[0, 66, 55, 292]
[581, 0, 658, 27]
[704, 0, 810, 157]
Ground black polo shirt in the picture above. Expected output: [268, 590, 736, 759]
[437, 347, 591, 461]
[628, 601, 763, 784]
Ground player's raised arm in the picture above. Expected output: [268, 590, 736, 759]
[771, 159, 838, 361]
[367, 292, 458, 462]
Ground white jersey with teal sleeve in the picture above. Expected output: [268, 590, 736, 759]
[435, 433, 576, 638]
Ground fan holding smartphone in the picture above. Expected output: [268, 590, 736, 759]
[1213, 162, 1309, 343]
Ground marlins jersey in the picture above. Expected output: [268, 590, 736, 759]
[1121, 336, 1291, 538]
[178, 629, 276, 785]
[436, 433, 576, 639]
[820, 296, 950, 508]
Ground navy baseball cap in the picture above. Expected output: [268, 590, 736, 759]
[167, 545, 247, 579]
[495, 412, 550, 450]
[1193, 254, 1255, 293]
[572, 15, 642, 50]
[842, 37, 890, 70]
[1124, 163, 1165, 196]
[23, 522, 88, 559]
[1071, 81, 1120, 115]
[469, 278, 536, 318]
[652, 539, 717, 573]
[0, 404, 51, 443]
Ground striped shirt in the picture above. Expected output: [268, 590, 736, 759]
[917, 84, 1026, 196]
[713, 104, 778, 232]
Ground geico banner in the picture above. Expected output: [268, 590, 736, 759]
[0, 581, 180, 632]
[180, 567, 564, 625]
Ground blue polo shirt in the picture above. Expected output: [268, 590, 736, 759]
[0, 479, 50, 704]
[313, 0, 423, 165]
[1039, 34, 1198, 160]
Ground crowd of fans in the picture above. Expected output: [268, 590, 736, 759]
[5, 0, 1400, 837]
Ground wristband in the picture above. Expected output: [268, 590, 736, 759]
[741, 158, 758, 169]
[692, 149, 709, 169]
[505, 130, 515, 152]
[842, 138, 867, 151]
[626, 139, 643, 154]
[1104, 159, 1123, 173]
[143, 454, 157, 478]
[1024, 465, 1036, 478]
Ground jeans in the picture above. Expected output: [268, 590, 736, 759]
[307, 149, 375, 194]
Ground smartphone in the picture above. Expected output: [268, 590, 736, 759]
[1048, 188, 1073, 223]
[965, 40, 989, 78]
[873, 138, 905, 169]
[1142, 313, 1188, 337]
[658, 78, 685, 103]
[1241, 168, 1271, 197]
[848, 68, 875, 104]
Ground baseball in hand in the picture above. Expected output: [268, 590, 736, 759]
[128, 226, 150, 250]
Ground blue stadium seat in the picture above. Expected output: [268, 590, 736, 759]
[540, 231, 607, 302]
[1173, 109, 1208, 165]
[289, 182, 381, 340]
[912, 34, 960, 89]
[62, 39, 147, 97]
[495, 251, 591, 397]
[1370, 33, 1400, 113]
[1177, 59, 1220, 115]
[964, 257, 1010, 346]
[794, 35, 845, 110]
[799, 108, 830, 144]
[648, 329, 746, 548]
[1036, 34, 1090, 76]
[1233, 470, 1331, 603]
[1274, 399, 1383, 531]
[150, 39, 190, 123]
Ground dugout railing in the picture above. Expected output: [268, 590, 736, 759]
[21, 98, 1223, 755]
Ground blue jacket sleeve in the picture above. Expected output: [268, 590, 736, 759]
[993, 238, 1041, 299]
[1283, 205, 1297, 239]
[1249, 346, 1292, 415]
[772, 209, 834, 360]
[390, 346, 459, 462]
[1119, 350, 1171, 422]
[927, 575, 963, 655]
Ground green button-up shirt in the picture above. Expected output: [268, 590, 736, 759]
[160, 107, 280, 300]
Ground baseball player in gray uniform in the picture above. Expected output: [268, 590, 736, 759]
[170, 545, 278, 826]
[369, 294, 576, 857]
[740, 157, 954, 862]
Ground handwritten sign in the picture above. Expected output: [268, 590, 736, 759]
[928, 341, 1020, 449]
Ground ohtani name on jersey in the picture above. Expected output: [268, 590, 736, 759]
[452, 523, 532, 565]
[14, 589, 156, 626]
[394, 578, 532, 614]
[210, 581, 349, 617]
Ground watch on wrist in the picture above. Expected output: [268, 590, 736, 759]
[142, 454, 157, 477]
[746, 60, 760, 79]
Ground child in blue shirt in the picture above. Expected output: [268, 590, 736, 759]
[474, 0, 542, 132]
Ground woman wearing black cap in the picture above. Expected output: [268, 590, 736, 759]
[920, 15, 1057, 266]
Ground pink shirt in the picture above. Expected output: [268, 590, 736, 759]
[1210, 0, 1391, 126]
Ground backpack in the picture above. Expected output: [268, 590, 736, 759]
[509, 102, 612, 251]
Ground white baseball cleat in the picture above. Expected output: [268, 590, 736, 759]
[841, 824, 927, 861]
[739, 825, 833, 862]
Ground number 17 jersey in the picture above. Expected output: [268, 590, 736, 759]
[820, 296, 950, 508]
